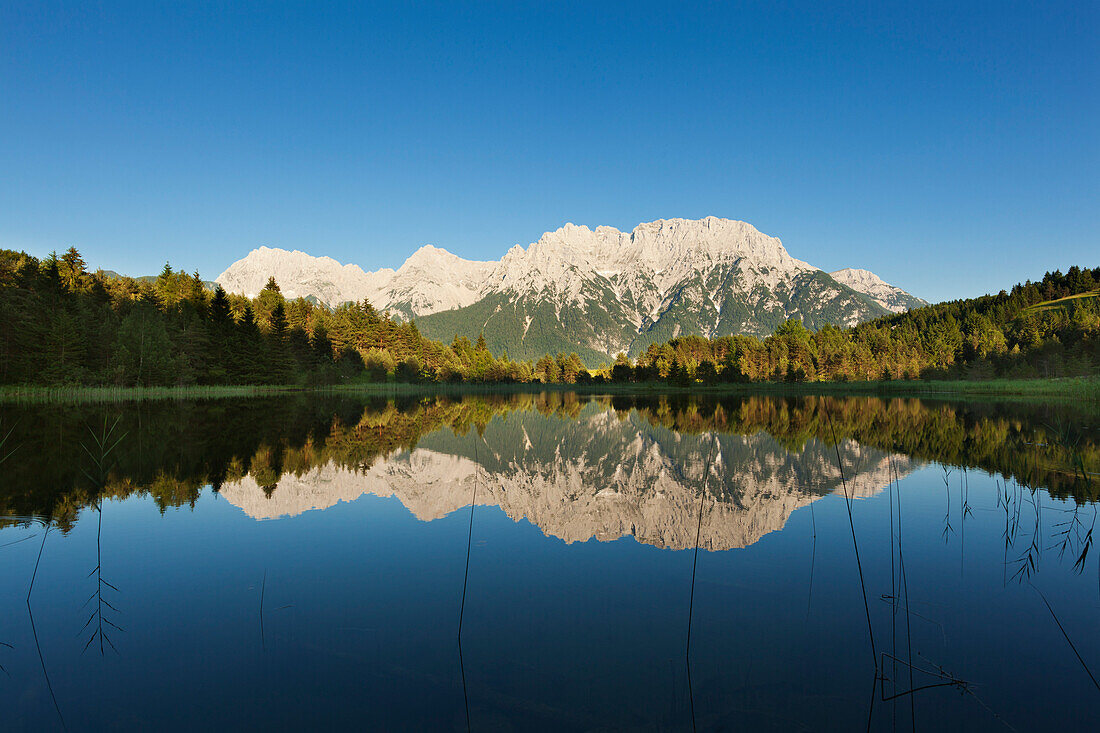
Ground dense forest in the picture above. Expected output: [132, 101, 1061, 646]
[0, 247, 1097, 386]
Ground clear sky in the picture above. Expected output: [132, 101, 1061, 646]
[1, 1, 1096, 302]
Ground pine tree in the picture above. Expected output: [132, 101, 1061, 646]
[232, 304, 266, 383]
[155, 263, 179, 307]
[188, 271, 207, 308]
[611, 353, 634, 382]
[256, 276, 284, 330]
[59, 247, 86, 291]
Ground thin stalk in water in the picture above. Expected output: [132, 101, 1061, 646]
[27, 524, 67, 731]
[686, 440, 716, 733]
[1032, 585, 1100, 691]
[825, 409, 877, 672]
[457, 431, 482, 733]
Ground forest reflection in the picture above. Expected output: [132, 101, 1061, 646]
[1, 392, 1099, 732]
[0, 393, 1095, 541]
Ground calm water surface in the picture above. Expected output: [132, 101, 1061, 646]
[1, 393, 1097, 731]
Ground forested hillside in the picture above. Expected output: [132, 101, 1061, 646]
[0, 248, 545, 386]
[612, 267, 1100, 383]
[1, 247, 1096, 387]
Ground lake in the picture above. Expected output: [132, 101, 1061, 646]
[1, 393, 1097, 731]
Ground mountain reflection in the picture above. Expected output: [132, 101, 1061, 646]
[2, 393, 1097, 733]
[218, 408, 916, 550]
[1, 393, 1096, 538]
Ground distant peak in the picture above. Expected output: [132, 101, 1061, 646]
[829, 268, 926, 313]
[399, 244, 493, 273]
[405, 243, 457, 261]
[831, 267, 881, 278]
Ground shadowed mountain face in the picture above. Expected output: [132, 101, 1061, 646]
[218, 405, 913, 550]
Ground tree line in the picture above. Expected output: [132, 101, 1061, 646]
[1, 246, 1096, 386]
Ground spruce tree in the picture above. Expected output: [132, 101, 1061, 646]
[60, 247, 86, 292]
[256, 276, 284, 329]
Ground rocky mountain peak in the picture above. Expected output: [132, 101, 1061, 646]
[216, 245, 386, 304]
[829, 267, 929, 313]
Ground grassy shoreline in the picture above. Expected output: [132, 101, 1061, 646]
[1, 376, 1096, 404]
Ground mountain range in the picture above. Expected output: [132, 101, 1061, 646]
[216, 217, 926, 363]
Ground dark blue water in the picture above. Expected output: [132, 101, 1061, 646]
[1, 394, 1097, 731]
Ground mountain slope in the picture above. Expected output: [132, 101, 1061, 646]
[829, 268, 928, 312]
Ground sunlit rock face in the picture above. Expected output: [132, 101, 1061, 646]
[829, 268, 928, 313]
[218, 409, 917, 551]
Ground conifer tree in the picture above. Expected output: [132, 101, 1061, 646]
[256, 276, 284, 329]
[188, 271, 207, 308]
[60, 247, 86, 291]
[41, 251, 63, 292]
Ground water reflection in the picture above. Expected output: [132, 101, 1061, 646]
[2, 393, 1095, 545]
[0, 393, 1097, 731]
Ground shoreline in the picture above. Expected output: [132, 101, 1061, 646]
[1, 376, 1096, 404]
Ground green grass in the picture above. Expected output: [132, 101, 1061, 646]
[323, 375, 1100, 402]
[0, 384, 304, 404]
[2, 376, 1097, 404]
[1019, 289, 1100, 317]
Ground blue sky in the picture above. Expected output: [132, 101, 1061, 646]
[1, 1, 1096, 302]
